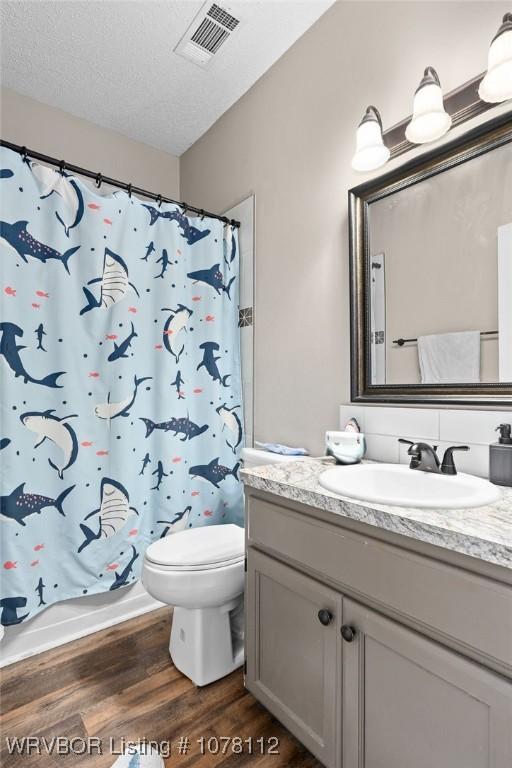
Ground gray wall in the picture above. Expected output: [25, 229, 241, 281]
[180, 0, 510, 455]
[1, 88, 180, 198]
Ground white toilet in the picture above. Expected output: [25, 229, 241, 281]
[142, 447, 305, 687]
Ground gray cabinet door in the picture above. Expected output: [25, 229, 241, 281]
[246, 549, 342, 768]
[342, 598, 512, 768]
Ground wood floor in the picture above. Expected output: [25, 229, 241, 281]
[0, 608, 321, 768]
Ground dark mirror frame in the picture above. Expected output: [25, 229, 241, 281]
[349, 112, 512, 406]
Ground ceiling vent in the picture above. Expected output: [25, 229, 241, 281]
[174, 3, 241, 68]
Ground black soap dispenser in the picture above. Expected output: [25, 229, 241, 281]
[489, 424, 512, 486]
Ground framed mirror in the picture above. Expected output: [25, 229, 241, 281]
[349, 114, 512, 405]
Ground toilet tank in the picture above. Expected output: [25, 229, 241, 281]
[242, 447, 308, 468]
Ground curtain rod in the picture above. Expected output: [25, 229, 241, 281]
[0, 139, 240, 228]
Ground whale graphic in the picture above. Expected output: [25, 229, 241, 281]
[171, 370, 185, 399]
[107, 322, 137, 361]
[157, 506, 192, 537]
[141, 241, 155, 261]
[217, 404, 243, 454]
[0, 483, 74, 526]
[223, 231, 237, 269]
[0, 322, 65, 388]
[197, 342, 230, 387]
[80, 248, 139, 315]
[0, 169, 14, 179]
[0, 220, 80, 273]
[31, 163, 85, 237]
[143, 205, 210, 245]
[140, 415, 208, 441]
[161, 304, 193, 363]
[77, 478, 138, 553]
[20, 409, 79, 479]
[189, 458, 240, 488]
[187, 263, 236, 299]
[35, 577, 46, 607]
[95, 375, 152, 422]
[151, 461, 168, 491]
[0, 597, 29, 626]
[110, 545, 139, 590]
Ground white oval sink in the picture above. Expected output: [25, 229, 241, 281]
[319, 463, 501, 509]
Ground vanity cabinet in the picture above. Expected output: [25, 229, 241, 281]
[244, 490, 512, 768]
[342, 598, 512, 768]
[246, 549, 341, 768]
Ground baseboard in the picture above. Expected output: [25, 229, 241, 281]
[0, 581, 163, 667]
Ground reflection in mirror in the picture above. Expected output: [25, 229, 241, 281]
[368, 140, 512, 386]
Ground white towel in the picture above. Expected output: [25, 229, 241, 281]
[418, 331, 481, 384]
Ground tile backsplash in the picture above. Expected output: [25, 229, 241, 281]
[339, 405, 512, 478]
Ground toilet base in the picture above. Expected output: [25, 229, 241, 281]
[169, 595, 244, 687]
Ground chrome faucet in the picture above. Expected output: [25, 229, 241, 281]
[398, 439, 469, 475]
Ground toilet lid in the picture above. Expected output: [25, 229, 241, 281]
[145, 523, 245, 568]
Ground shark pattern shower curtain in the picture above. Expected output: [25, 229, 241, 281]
[0, 147, 243, 626]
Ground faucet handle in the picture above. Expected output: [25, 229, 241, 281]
[398, 438, 414, 447]
[441, 445, 470, 476]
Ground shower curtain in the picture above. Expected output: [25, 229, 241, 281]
[0, 147, 243, 626]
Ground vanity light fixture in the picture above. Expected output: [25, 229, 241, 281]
[351, 106, 390, 172]
[479, 13, 512, 103]
[405, 67, 452, 144]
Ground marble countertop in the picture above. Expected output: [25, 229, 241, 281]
[241, 458, 512, 570]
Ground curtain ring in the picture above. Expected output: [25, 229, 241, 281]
[199, 209, 205, 220]
[181, 202, 189, 215]
[127, 183, 133, 198]
[156, 194, 163, 208]
[59, 160, 66, 176]
[222, 217, 229, 228]
[230, 219, 236, 229]
[95, 172, 102, 189]
[20, 146, 28, 162]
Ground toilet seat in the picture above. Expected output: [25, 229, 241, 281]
[145, 523, 244, 570]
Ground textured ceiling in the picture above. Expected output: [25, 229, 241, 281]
[0, 0, 334, 156]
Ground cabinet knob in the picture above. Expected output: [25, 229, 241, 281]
[318, 609, 333, 626]
[341, 624, 356, 642]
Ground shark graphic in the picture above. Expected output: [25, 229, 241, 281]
[143, 205, 210, 245]
[80, 248, 139, 315]
[217, 404, 243, 454]
[161, 305, 193, 363]
[107, 322, 138, 362]
[151, 461, 168, 491]
[0, 483, 74, 526]
[78, 478, 138, 553]
[139, 452, 151, 475]
[35, 323, 47, 352]
[95, 375, 151, 422]
[171, 370, 185, 399]
[0, 322, 65, 388]
[0, 220, 80, 273]
[141, 241, 155, 261]
[140, 415, 208, 441]
[189, 458, 240, 488]
[223, 231, 237, 269]
[187, 263, 236, 299]
[0, 169, 14, 179]
[197, 342, 230, 387]
[20, 409, 79, 479]
[157, 506, 192, 537]
[0, 597, 29, 626]
[109, 545, 139, 591]
[155, 248, 171, 279]
[0, 438, 11, 451]
[35, 577, 46, 607]
[31, 162, 85, 237]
